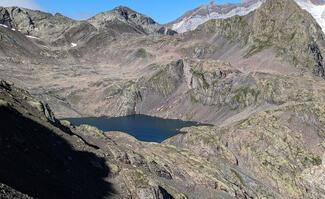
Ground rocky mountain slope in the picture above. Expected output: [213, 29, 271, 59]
[0, 66, 324, 198]
[0, 76, 324, 198]
[295, 0, 325, 32]
[0, 0, 323, 122]
[0, 80, 288, 198]
[88, 6, 177, 35]
[0, 0, 324, 198]
[168, 0, 264, 33]
[0, 6, 175, 50]
[1, 0, 320, 122]
[169, 0, 325, 34]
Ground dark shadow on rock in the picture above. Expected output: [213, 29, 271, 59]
[0, 106, 115, 199]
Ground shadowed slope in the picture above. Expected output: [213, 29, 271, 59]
[0, 81, 114, 199]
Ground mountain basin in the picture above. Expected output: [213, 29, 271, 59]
[66, 114, 203, 142]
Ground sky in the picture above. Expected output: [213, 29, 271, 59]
[0, 0, 241, 23]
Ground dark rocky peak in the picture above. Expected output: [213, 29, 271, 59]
[113, 6, 156, 25]
[88, 6, 176, 35]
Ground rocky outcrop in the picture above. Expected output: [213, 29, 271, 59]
[0, 183, 34, 199]
[166, 101, 325, 198]
[0, 7, 77, 41]
[309, 42, 325, 77]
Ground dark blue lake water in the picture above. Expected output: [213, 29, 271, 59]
[66, 115, 200, 142]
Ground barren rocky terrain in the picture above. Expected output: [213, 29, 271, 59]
[0, 0, 324, 198]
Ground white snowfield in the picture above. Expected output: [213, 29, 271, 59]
[172, 0, 325, 33]
[0, 24, 8, 28]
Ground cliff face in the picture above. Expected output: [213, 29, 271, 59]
[0, 80, 114, 199]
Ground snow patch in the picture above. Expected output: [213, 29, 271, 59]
[295, 0, 325, 32]
[71, 43, 77, 47]
[0, 24, 8, 28]
[26, 35, 40, 40]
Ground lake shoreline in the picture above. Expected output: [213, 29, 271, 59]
[64, 114, 206, 142]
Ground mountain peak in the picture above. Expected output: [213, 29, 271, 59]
[87, 6, 176, 35]
[207, 1, 217, 7]
[112, 5, 157, 25]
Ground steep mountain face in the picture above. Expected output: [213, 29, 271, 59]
[168, 0, 263, 33]
[169, 0, 325, 34]
[186, 0, 325, 77]
[295, 0, 325, 32]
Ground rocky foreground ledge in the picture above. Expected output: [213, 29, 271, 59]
[0, 79, 324, 199]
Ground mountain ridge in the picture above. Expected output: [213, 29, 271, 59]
[0, 5, 176, 44]
[169, 0, 325, 34]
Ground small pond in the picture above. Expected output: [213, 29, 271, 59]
[66, 114, 201, 142]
